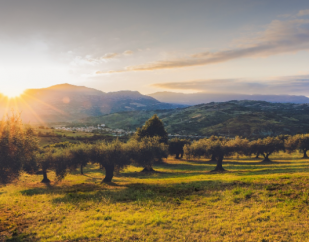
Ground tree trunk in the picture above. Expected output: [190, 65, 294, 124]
[209, 154, 217, 162]
[180, 151, 184, 159]
[141, 165, 155, 172]
[80, 165, 84, 175]
[302, 150, 308, 159]
[255, 152, 260, 159]
[102, 164, 114, 183]
[175, 153, 180, 159]
[262, 154, 271, 162]
[41, 170, 50, 183]
[212, 155, 225, 172]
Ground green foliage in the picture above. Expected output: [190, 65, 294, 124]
[168, 138, 191, 159]
[37, 147, 74, 182]
[127, 137, 168, 170]
[184, 136, 249, 171]
[285, 134, 309, 158]
[0, 114, 38, 184]
[69, 143, 92, 174]
[249, 137, 285, 162]
[134, 114, 168, 144]
[90, 140, 130, 182]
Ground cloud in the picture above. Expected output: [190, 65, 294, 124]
[152, 76, 309, 96]
[123, 50, 133, 55]
[101, 52, 119, 59]
[298, 9, 309, 16]
[98, 18, 309, 73]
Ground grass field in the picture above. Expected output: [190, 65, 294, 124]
[1, 152, 309, 241]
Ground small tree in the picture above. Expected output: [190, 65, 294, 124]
[0, 114, 38, 184]
[184, 136, 249, 172]
[128, 137, 168, 172]
[38, 148, 73, 183]
[285, 134, 309, 158]
[69, 143, 91, 174]
[168, 138, 191, 159]
[249, 136, 285, 162]
[90, 140, 130, 182]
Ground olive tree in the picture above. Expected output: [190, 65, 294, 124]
[285, 134, 309, 158]
[168, 138, 191, 159]
[37, 148, 73, 183]
[0, 114, 38, 184]
[128, 137, 168, 172]
[90, 140, 130, 182]
[69, 143, 91, 174]
[184, 136, 249, 172]
[249, 136, 285, 162]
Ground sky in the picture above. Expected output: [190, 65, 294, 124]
[0, 0, 309, 97]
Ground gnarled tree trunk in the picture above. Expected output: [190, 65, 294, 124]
[80, 165, 84, 175]
[102, 164, 114, 182]
[209, 154, 217, 162]
[255, 152, 260, 159]
[212, 155, 225, 172]
[141, 165, 155, 172]
[180, 151, 184, 159]
[175, 153, 180, 159]
[262, 153, 271, 162]
[41, 170, 50, 183]
[302, 150, 308, 159]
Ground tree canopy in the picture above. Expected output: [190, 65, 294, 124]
[0, 114, 38, 184]
[134, 114, 168, 144]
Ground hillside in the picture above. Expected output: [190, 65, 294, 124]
[80, 100, 309, 138]
[149, 92, 309, 105]
[0, 84, 184, 123]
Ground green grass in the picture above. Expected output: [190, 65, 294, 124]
[1, 152, 309, 241]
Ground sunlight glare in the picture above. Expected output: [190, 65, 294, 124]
[0, 88, 25, 98]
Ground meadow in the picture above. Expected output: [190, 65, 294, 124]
[1, 152, 309, 242]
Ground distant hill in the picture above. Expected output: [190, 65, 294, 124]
[0, 84, 184, 123]
[148, 92, 309, 105]
[80, 100, 309, 138]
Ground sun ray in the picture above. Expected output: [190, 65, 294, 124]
[22, 93, 70, 117]
[18, 96, 47, 126]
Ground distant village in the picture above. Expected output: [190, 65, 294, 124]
[54, 124, 135, 136]
[54, 124, 208, 139]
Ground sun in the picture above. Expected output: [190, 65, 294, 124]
[1, 88, 25, 98]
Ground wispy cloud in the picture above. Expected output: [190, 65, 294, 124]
[102, 52, 119, 59]
[70, 50, 134, 66]
[97, 17, 309, 74]
[123, 50, 133, 55]
[298, 9, 309, 16]
[152, 75, 309, 96]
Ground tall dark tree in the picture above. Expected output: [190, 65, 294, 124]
[134, 114, 168, 144]
[133, 114, 168, 171]
[168, 138, 191, 159]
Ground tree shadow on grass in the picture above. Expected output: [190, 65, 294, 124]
[21, 177, 309, 206]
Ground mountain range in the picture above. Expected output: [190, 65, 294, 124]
[149, 92, 309, 105]
[0, 84, 184, 123]
[80, 100, 309, 138]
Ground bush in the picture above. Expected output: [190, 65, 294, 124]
[0, 114, 38, 184]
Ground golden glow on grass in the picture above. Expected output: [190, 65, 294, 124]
[1, 153, 309, 241]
